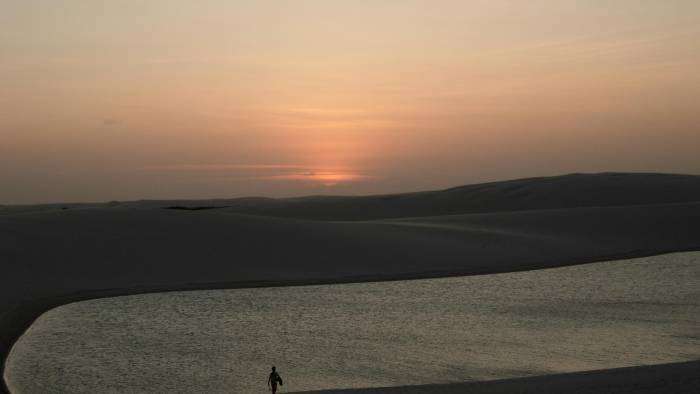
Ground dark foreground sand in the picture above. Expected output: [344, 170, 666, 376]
[2, 173, 700, 393]
[292, 360, 700, 394]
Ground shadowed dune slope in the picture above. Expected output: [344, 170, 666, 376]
[212, 172, 700, 220]
[291, 360, 700, 394]
[3, 173, 700, 220]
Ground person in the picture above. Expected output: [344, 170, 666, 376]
[267, 366, 283, 393]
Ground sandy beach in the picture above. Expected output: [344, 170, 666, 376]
[2, 173, 700, 393]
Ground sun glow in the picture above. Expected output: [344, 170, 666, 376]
[269, 170, 370, 186]
[2, 1, 699, 203]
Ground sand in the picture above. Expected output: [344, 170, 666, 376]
[290, 360, 700, 394]
[1, 173, 700, 393]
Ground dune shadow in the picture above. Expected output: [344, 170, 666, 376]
[290, 360, 700, 394]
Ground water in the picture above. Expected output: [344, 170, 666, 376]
[5, 252, 700, 394]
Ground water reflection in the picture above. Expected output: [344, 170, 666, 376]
[5, 252, 700, 394]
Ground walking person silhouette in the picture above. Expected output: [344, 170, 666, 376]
[267, 366, 283, 393]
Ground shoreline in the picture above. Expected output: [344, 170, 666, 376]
[4, 247, 700, 394]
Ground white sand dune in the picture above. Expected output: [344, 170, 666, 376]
[1, 173, 700, 393]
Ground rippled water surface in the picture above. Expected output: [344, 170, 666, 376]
[6, 252, 700, 394]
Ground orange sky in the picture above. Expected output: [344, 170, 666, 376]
[1, 1, 699, 203]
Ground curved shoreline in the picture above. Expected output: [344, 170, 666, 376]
[4, 247, 700, 394]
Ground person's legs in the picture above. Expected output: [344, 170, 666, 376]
[271, 382, 277, 394]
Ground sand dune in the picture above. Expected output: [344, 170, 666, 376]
[1, 173, 700, 393]
[212, 172, 700, 220]
[291, 360, 700, 394]
[3, 173, 700, 219]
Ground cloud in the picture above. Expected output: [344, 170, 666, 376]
[144, 164, 310, 171]
[144, 164, 375, 186]
[264, 171, 375, 186]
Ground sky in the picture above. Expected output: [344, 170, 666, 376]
[2, 1, 699, 204]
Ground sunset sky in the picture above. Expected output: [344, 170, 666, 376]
[2, 1, 699, 204]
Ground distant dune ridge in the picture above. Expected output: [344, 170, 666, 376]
[208, 172, 700, 220]
[1, 173, 700, 394]
[3, 172, 700, 219]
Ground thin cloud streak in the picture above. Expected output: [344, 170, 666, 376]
[265, 171, 374, 182]
[142, 164, 375, 186]
[144, 164, 313, 171]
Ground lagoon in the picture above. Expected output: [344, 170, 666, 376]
[5, 252, 700, 394]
